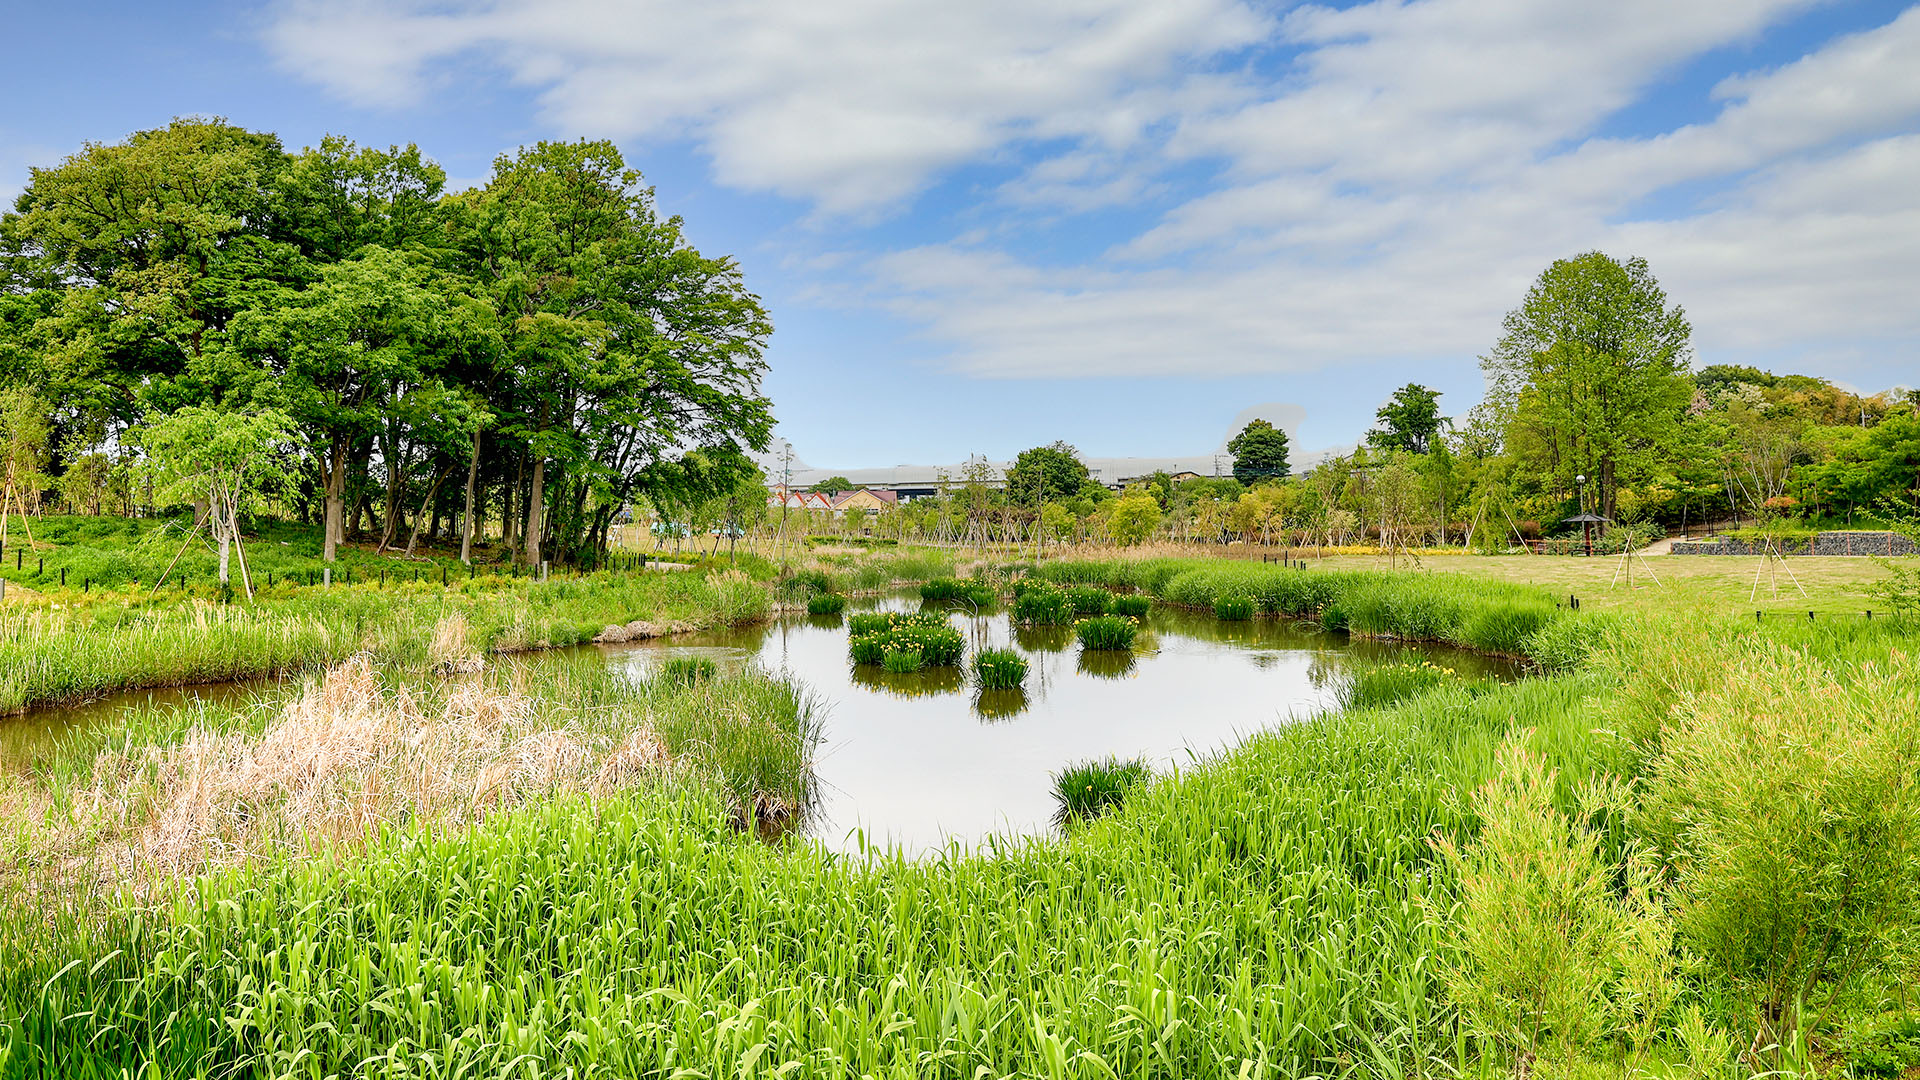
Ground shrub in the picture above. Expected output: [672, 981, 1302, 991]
[1109, 594, 1150, 618]
[1433, 737, 1652, 1066]
[1052, 755, 1150, 827]
[1074, 615, 1137, 651]
[1062, 586, 1111, 617]
[1013, 587, 1071, 626]
[806, 593, 846, 615]
[1638, 651, 1920, 1039]
[971, 648, 1028, 690]
[659, 656, 718, 687]
[1214, 593, 1255, 621]
[882, 647, 924, 673]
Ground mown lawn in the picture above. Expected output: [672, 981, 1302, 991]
[1313, 551, 1894, 616]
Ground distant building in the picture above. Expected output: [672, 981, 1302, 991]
[767, 486, 899, 515]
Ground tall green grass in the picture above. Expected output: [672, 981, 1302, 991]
[0, 569, 771, 714]
[1, 669, 1600, 1078]
[1033, 558, 1589, 664]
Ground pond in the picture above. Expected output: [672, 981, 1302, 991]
[601, 592, 1519, 852]
[2, 592, 1519, 853]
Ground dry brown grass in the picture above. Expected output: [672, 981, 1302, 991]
[51, 657, 673, 889]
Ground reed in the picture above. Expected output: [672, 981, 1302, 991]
[1108, 593, 1151, 618]
[805, 592, 846, 615]
[1051, 755, 1150, 827]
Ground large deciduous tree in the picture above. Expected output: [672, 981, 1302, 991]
[456, 140, 773, 567]
[1481, 252, 1692, 521]
[1007, 441, 1091, 506]
[1368, 384, 1446, 454]
[1228, 419, 1290, 484]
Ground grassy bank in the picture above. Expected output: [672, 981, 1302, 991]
[1, 563, 1915, 1077]
[0, 570, 767, 715]
[0, 545, 957, 716]
[1030, 556, 1602, 667]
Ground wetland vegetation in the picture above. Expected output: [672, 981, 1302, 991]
[1, 546, 1913, 1077]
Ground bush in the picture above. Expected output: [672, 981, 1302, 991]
[659, 657, 718, 687]
[1074, 615, 1138, 651]
[971, 648, 1028, 690]
[1013, 587, 1071, 625]
[1433, 737, 1661, 1065]
[1052, 755, 1150, 827]
[1214, 593, 1254, 621]
[1109, 594, 1150, 618]
[1638, 651, 1920, 1038]
[1062, 585, 1111, 617]
[805, 593, 846, 615]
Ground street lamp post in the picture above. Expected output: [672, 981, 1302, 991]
[1576, 474, 1592, 557]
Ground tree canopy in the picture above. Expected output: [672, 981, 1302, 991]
[1368, 384, 1446, 454]
[1227, 420, 1290, 484]
[1007, 441, 1091, 506]
[0, 118, 774, 567]
[1481, 252, 1692, 521]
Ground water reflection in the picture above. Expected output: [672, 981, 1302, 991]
[972, 687, 1030, 722]
[848, 663, 965, 698]
[1013, 625, 1072, 653]
[1075, 650, 1137, 680]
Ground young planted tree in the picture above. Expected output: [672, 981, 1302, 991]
[136, 406, 296, 598]
[0, 389, 52, 550]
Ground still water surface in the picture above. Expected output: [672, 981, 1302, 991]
[3, 593, 1517, 853]
[604, 593, 1517, 852]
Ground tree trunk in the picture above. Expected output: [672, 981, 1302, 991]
[460, 429, 481, 564]
[324, 435, 347, 563]
[406, 463, 455, 557]
[525, 456, 546, 569]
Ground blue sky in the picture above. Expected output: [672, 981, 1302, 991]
[4, 1, 1918, 470]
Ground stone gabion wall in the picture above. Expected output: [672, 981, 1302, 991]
[1671, 531, 1916, 556]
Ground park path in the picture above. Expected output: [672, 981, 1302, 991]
[1636, 537, 1677, 556]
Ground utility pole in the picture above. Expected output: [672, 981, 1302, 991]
[777, 442, 794, 575]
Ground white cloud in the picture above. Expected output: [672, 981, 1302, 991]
[266, 0, 1920, 386]
[266, 0, 1270, 213]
